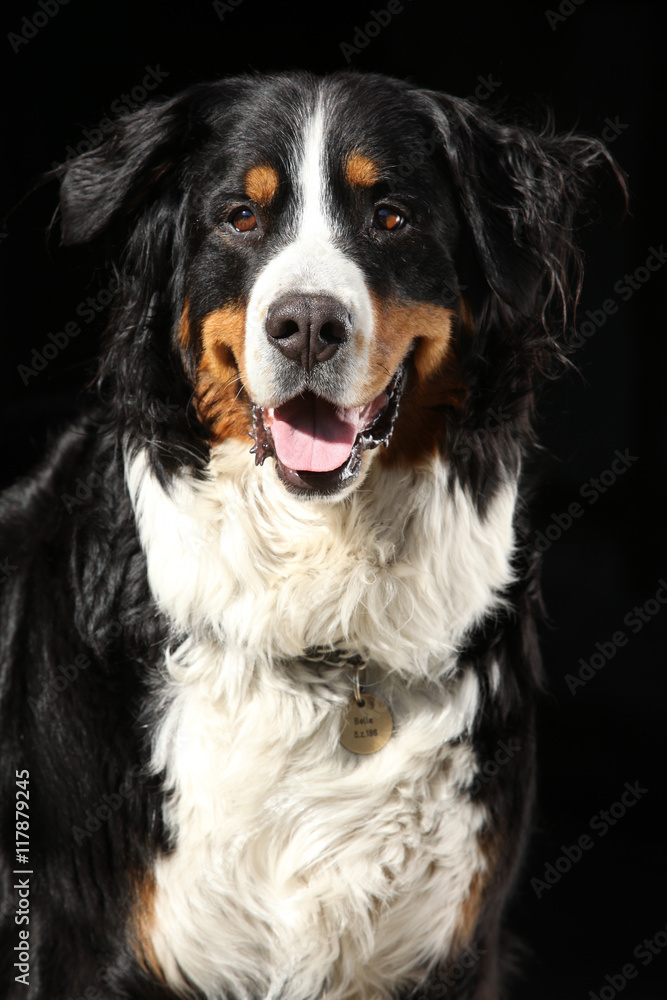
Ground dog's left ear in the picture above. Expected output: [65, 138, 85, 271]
[422, 91, 626, 345]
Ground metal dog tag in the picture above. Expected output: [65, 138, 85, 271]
[340, 693, 393, 754]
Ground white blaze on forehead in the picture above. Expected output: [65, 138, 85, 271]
[299, 99, 332, 244]
[243, 96, 374, 407]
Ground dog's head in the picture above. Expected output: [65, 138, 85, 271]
[59, 71, 622, 499]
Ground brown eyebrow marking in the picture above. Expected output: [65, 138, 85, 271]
[344, 151, 380, 188]
[244, 164, 280, 205]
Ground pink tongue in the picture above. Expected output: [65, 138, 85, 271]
[271, 396, 361, 473]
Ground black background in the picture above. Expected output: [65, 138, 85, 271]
[1, 1, 665, 997]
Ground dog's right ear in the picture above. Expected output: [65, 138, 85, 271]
[58, 88, 209, 246]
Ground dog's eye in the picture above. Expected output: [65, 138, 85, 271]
[230, 207, 258, 232]
[373, 206, 405, 231]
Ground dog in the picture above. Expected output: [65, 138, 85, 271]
[0, 71, 623, 999]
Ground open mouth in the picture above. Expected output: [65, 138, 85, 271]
[249, 365, 407, 495]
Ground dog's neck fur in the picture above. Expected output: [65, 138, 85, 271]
[126, 440, 517, 677]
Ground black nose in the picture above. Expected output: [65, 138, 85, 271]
[265, 294, 351, 371]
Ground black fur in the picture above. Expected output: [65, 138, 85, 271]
[0, 71, 624, 999]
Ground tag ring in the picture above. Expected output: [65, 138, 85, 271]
[351, 655, 365, 706]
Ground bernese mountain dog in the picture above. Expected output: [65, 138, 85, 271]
[0, 71, 623, 999]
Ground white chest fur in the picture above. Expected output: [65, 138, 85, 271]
[126, 444, 516, 999]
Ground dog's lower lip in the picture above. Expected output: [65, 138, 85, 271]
[249, 365, 407, 494]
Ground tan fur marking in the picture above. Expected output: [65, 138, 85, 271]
[451, 828, 500, 953]
[179, 300, 191, 350]
[345, 152, 380, 188]
[364, 296, 458, 398]
[244, 164, 280, 205]
[196, 304, 252, 443]
[459, 296, 475, 336]
[133, 871, 166, 983]
[455, 870, 487, 947]
[364, 295, 468, 467]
